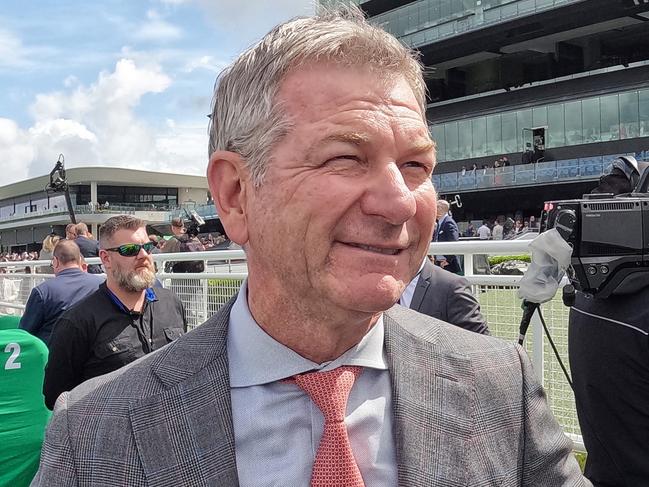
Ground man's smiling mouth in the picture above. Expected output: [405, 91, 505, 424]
[344, 242, 402, 255]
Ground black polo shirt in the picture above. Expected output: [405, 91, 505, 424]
[44, 282, 186, 409]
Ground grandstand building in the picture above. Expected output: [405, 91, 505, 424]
[0, 167, 208, 252]
[356, 0, 649, 222]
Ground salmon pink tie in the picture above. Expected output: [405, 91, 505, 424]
[292, 366, 365, 487]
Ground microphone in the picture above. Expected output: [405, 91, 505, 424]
[516, 229, 572, 344]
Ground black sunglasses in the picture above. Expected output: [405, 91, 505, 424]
[105, 242, 157, 257]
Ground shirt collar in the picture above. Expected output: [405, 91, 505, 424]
[399, 259, 426, 307]
[227, 281, 388, 388]
[104, 284, 157, 314]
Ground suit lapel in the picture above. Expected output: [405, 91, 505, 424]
[409, 260, 433, 312]
[129, 300, 239, 486]
[384, 307, 473, 487]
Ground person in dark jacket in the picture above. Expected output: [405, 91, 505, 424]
[433, 199, 462, 274]
[19, 240, 104, 346]
[43, 215, 185, 409]
[401, 257, 488, 335]
[74, 222, 102, 274]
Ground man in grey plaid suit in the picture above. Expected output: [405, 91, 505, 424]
[33, 6, 590, 487]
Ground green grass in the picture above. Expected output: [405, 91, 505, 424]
[488, 254, 531, 266]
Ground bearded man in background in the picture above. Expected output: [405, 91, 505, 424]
[43, 215, 186, 410]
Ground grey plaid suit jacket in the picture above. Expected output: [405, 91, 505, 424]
[33, 300, 590, 486]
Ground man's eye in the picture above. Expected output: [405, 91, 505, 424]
[324, 155, 362, 167]
[330, 155, 359, 162]
[402, 161, 431, 172]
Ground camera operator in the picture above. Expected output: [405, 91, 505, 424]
[162, 217, 205, 273]
[162, 217, 206, 325]
[568, 156, 649, 486]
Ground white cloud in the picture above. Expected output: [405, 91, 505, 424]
[2, 58, 208, 185]
[0, 118, 33, 184]
[0, 26, 60, 72]
[134, 9, 182, 41]
[63, 75, 79, 88]
[182, 55, 226, 74]
[0, 27, 31, 69]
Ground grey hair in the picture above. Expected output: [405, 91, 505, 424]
[99, 215, 146, 249]
[208, 4, 426, 187]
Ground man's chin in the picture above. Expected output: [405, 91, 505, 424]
[334, 275, 405, 313]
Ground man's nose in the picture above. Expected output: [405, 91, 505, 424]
[360, 163, 417, 225]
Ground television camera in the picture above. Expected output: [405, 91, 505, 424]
[45, 154, 77, 224]
[516, 155, 648, 345]
[182, 209, 205, 238]
[540, 155, 649, 299]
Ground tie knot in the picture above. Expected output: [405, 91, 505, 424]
[293, 366, 362, 422]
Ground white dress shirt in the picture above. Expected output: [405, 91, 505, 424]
[399, 259, 427, 308]
[227, 283, 398, 486]
[477, 224, 491, 239]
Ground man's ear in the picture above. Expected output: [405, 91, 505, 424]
[98, 249, 111, 270]
[207, 151, 250, 245]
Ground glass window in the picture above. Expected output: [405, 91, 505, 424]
[547, 104, 565, 148]
[440, 0, 452, 18]
[532, 106, 547, 128]
[458, 120, 472, 159]
[471, 117, 487, 157]
[502, 112, 517, 153]
[31, 196, 49, 212]
[14, 201, 29, 215]
[430, 125, 446, 162]
[444, 121, 459, 160]
[564, 101, 582, 146]
[0, 202, 13, 219]
[516, 109, 532, 151]
[582, 97, 600, 143]
[640, 89, 649, 137]
[486, 114, 502, 155]
[600, 94, 620, 141]
[619, 91, 639, 139]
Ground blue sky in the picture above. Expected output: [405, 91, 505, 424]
[0, 0, 314, 185]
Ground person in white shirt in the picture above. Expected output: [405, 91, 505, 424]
[492, 219, 504, 240]
[477, 221, 491, 240]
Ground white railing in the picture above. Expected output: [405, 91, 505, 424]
[0, 241, 584, 449]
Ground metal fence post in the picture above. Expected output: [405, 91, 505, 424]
[202, 270, 209, 323]
[463, 253, 474, 276]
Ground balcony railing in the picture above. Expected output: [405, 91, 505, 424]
[0, 203, 179, 224]
[396, 0, 583, 49]
[432, 153, 643, 193]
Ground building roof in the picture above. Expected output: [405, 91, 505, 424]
[0, 166, 208, 200]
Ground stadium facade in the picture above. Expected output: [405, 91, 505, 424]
[354, 0, 649, 222]
[0, 167, 209, 252]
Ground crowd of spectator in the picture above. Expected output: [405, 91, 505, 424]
[0, 251, 40, 263]
[461, 156, 511, 176]
[461, 213, 539, 239]
[1, 227, 230, 269]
